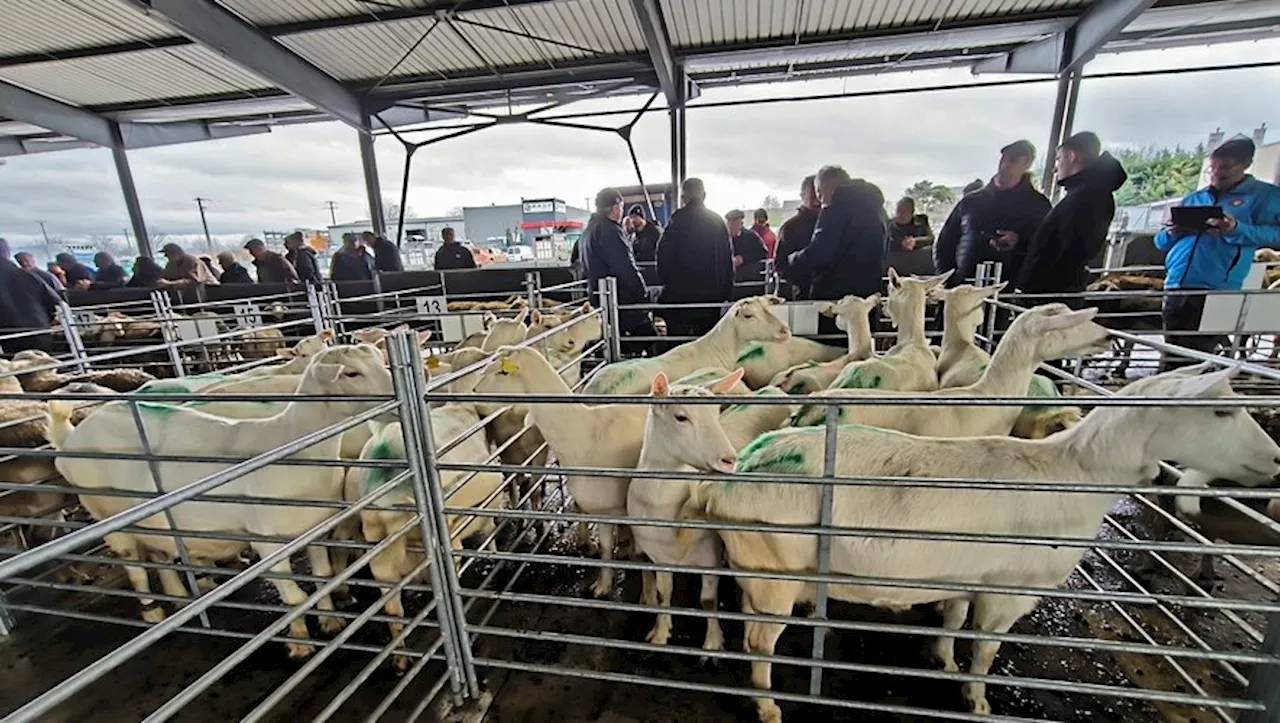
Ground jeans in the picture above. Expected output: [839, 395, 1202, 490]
[1160, 292, 1227, 371]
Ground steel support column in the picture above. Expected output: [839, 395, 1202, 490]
[1040, 69, 1082, 200]
[359, 124, 387, 237]
[111, 140, 151, 257]
[668, 77, 687, 194]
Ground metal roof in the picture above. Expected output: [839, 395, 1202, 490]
[0, 0, 1276, 156]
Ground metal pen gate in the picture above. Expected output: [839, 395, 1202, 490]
[2, 269, 1280, 722]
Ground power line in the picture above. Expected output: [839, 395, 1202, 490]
[323, 200, 339, 225]
[195, 197, 213, 250]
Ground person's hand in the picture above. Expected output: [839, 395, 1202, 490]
[901, 236, 917, 252]
[1206, 213, 1239, 234]
[990, 230, 1019, 252]
[733, 255, 744, 269]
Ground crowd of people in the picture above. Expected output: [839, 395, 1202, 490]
[577, 133, 1279, 358]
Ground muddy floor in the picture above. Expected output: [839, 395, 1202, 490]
[2, 494, 1274, 723]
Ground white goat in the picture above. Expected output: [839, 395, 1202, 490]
[825, 269, 950, 392]
[683, 364, 1280, 722]
[932, 283, 1006, 388]
[49, 344, 393, 660]
[347, 403, 503, 671]
[789, 305, 1109, 434]
[733, 339, 845, 390]
[629, 371, 740, 651]
[719, 386, 798, 451]
[769, 294, 878, 395]
[584, 296, 791, 396]
[480, 310, 530, 352]
[238, 329, 337, 377]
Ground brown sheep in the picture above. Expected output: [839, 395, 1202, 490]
[9, 350, 155, 393]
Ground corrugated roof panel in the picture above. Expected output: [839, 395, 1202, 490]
[281, 16, 490, 81]
[504, 0, 645, 56]
[0, 0, 175, 57]
[218, 0, 394, 26]
[0, 46, 273, 106]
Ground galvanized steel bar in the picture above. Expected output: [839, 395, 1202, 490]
[1242, 612, 1280, 723]
[809, 402, 838, 696]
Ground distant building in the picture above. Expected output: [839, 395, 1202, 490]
[327, 216, 463, 246]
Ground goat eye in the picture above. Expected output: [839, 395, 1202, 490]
[674, 413, 690, 423]
[343, 371, 361, 378]
[1214, 409, 1234, 418]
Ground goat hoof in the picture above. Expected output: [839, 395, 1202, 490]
[140, 605, 167, 624]
[967, 697, 991, 715]
[195, 577, 218, 594]
[589, 578, 612, 599]
[1175, 497, 1202, 518]
[757, 700, 783, 723]
[319, 615, 347, 636]
[287, 642, 316, 661]
[393, 654, 411, 675]
[645, 626, 671, 646]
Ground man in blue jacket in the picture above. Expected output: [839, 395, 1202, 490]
[1156, 138, 1280, 369]
[581, 187, 656, 351]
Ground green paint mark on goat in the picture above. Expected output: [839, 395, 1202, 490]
[676, 369, 720, 386]
[833, 365, 883, 390]
[735, 344, 767, 363]
[786, 381, 808, 394]
[723, 387, 785, 415]
[739, 450, 808, 475]
[362, 438, 406, 495]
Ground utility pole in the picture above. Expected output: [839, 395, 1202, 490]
[323, 200, 339, 226]
[36, 220, 51, 260]
[195, 197, 213, 250]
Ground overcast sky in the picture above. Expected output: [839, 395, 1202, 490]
[1, 38, 1277, 251]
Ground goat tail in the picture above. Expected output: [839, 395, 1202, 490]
[47, 400, 77, 450]
[676, 481, 716, 557]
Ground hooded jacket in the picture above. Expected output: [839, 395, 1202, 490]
[656, 200, 734, 304]
[1156, 175, 1280, 290]
[1018, 153, 1128, 294]
[934, 175, 1050, 286]
[786, 180, 888, 300]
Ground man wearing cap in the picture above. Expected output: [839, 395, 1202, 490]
[245, 238, 300, 284]
[1018, 132, 1128, 305]
[657, 177, 734, 338]
[1156, 138, 1280, 368]
[362, 231, 404, 273]
[727, 209, 768, 283]
[580, 188, 656, 348]
[934, 140, 1051, 287]
[160, 242, 219, 286]
[628, 206, 660, 263]
[284, 232, 323, 284]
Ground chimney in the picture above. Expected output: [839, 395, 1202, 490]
[1208, 127, 1225, 149]
[1254, 123, 1268, 146]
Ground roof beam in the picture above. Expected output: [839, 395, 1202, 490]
[973, 0, 1157, 74]
[630, 0, 683, 105]
[0, 79, 117, 147]
[126, 0, 366, 130]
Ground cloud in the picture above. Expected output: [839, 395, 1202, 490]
[1, 38, 1277, 252]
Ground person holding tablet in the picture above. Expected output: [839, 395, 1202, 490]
[1156, 138, 1280, 369]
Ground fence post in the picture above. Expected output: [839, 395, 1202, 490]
[524, 270, 540, 311]
[809, 402, 840, 696]
[57, 301, 89, 373]
[1242, 611, 1280, 723]
[981, 261, 1004, 354]
[385, 331, 479, 702]
[306, 283, 327, 335]
[763, 257, 778, 296]
[151, 290, 186, 378]
[603, 276, 622, 362]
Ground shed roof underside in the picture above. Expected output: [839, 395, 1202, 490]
[0, 0, 1276, 155]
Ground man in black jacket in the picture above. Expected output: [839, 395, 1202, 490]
[90, 252, 128, 289]
[727, 209, 768, 283]
[786, 165, 888, 322]
[363, 231, 404, 273]
[934, 140, 1051, 287]
[775, 175, 820, 299]
[330, 233, 375, 282]
[0, 239, 62, 354]
[628, 207, 660, 263]
[245, 239, 300, 284]
[217, 251, 256, 284]
[55, 252, 95, 290]
[284, 232, 323, 284]
[1018, 132, 1128, 305]
[581, 188, 655, 348]
[434, 227, 477, 270]
[656, 177, 734, 339]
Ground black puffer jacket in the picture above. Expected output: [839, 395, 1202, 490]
[934, 176, 1050, 286]
[580, 213, 650, 330]
[786, 180, 888, 300]
[0, 260, 61, 344]
[1018, 153, 1128, 295]
[287, 247, 323, 284]
[656, 201, 734, 304]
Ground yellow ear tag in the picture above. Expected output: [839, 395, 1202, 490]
[426, 355, 441, 370]
[500, 357, 520, 375]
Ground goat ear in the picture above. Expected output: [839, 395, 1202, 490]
[764, 295, 784, 305]
[483, 312, 497, 329]
[710, 368, 746, 394]
[887, 267, 901, 287]
[651, 372, 670, 398]
[310, 363, 344, 384]
[276, 348, 297, 358]
[530, 310, 543, 325]
[818, 303, 835, 317]
[1176, 367, 1237, 398]
[417, 330, 432, 345]
[579, 302, 593, 314]
[1173, 361, 1218, 376]
[981, 281, 1009, 297]
[926, 269, 955, 289]
[319, 329, 335, 342]
[514, 309, 529, 325]
[1038, 307, 1099, 331]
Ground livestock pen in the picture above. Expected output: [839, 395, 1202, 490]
[1, 272, 1279, 723]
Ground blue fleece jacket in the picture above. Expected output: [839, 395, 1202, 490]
[1155, 176, 1280, 290]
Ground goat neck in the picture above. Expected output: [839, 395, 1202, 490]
[968, 325, 1044, 399]
[659, 312, 743, 370]
[887, 290, 929, 351]
[940, 304, 981, 356]
[844, 311, 875, 360]
[1053, 403, 1160, 486]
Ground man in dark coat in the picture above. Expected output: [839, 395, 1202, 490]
[245, 238, 300, 284]
[284, 232, 323, 284]
[628, 206, 660, 263]
[330, 233, 375, 283]
[90, 252, 128, 289]
[363, 231, 404, 273]
[0, 239, 62, 354]
[434, 227, 477, 270]
[55, 252, 95, 290]
[775, 175, 820, 299]
[1018, 132, 1128, 304]
[934, 140, 1051, 287]
[727, 209, 768, 283]
[886, 196, 937, 276]
[580, 188, 655, 347]
[656, 177, 734, 338]
[786, 165, 888, 323]
[217, 251, 255, 284]
[15, 252, 63, 292]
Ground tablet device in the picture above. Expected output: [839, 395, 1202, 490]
[1171, 205, 1224, 230]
